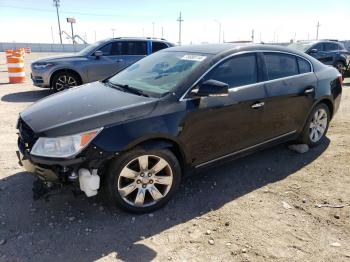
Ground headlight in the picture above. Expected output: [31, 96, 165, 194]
[31, 128, 102, 158]
[32, 63, 54, 70]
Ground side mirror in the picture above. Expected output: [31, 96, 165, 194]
[195, 79, 229, 97]
[94, 50, 103, 59]
[309, 48, 318, 54]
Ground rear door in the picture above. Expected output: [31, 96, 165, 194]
[262, 52, 315, 138]
[121, 40, 148, 67]
[180, 53, 270, 165]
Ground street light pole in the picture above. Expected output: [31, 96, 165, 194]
[53, 0, 62, 44]
[67, 17, 76, 44]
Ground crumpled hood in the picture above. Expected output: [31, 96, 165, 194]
[20, 82, 157, 136]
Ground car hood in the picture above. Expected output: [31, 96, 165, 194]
[32, 54, 86, 63]
[20, 82, 158, 136]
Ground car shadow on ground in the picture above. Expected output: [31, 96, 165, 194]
[1, 89, 53, 103]
[0, 139, 330, 262]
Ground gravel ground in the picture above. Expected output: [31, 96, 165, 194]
[0, 53, 349, 262]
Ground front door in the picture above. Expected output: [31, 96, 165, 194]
[179, 53, 269, 166]
[87, 41, 147, 82]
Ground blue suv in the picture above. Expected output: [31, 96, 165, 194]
[289, 40, 350, 75]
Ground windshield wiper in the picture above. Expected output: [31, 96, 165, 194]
[105, 81, 150, 97]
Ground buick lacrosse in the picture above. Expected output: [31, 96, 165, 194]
[17, 44, 342, 213]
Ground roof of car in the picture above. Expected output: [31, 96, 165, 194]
[166, 43, 306, 56]
[110, 37, 170, 42]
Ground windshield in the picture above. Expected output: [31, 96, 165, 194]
[288, 42, 314, 52]
[108, 51, 209, 96]
[77, 40, 106, 55]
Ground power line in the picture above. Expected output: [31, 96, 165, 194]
[0, 4, 167, 18]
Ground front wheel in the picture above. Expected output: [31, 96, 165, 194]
[298, 103, 330, 147]
[51, 71, 80, 92]
[104, 149, 181, 213]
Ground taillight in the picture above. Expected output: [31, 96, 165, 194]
[338, 75, 343, 86]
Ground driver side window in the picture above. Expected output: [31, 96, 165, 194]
[203, 54, 258, 88]
[97, 43, 113, 56]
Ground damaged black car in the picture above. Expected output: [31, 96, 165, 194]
[17, 44, 342, 213]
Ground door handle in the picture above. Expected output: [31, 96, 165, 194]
[116, 59, 123, 62]
[251, 102, 265, 109]
[304, 88, 315, 94]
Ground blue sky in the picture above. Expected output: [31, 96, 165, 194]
[1, 0, 349, 44]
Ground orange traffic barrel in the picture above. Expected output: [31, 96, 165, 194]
[5, 49, 13, 58]
[7, 52, 26, 83]
[25, 47, 31, 54]
[16, 48, 25, 56]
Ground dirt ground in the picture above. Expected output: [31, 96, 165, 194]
[0, 52, 349, 262]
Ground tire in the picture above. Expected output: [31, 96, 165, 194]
[51, 71, 81, 92]
[103, 148, 181, 213]
[297, 103, 330, 147]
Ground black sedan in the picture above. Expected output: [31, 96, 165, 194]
[17, 44, 342, 213]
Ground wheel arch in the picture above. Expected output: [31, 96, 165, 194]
[49, 68, 83, 88]
[317, 98, 334, 119]
[123, 137, 188, 172]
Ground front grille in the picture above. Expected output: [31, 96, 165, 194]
[18, 117, 37, 150]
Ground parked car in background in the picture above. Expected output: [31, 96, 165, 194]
[17, 44, 342, 213]
[30, 37, 174, 91]
[288, 40, 350, 75]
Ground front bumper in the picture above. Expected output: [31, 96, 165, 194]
[16, 150, 58, 181]
[30, 69, 50, 88]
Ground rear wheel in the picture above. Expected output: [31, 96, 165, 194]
[51, 71, 81, 92]
[298, 103, 330, 147]
[104, 148, 181, 213]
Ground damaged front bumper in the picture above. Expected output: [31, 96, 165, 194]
[17, 143, 114, 199]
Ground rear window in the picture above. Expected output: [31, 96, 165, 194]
[298, 58, 311, 74]
[264, 53, 298, 80]
[152, 42, 169, 53]
[113, 41, 147, 55]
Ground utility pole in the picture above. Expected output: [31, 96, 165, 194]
[316, 21, 320, 40]
[53, 0, 62, 44]
[51, 26, 54, 44]
[111, 28, 115, 38]
[161, 26, 164, 38]
[214, 20, 222, 43]
[152, 22, 155, 38]
[177, 12, 184, 45]
[251, 29, 255, 43]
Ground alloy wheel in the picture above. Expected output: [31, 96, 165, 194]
[117, 155, 174, 207]
[309, 108, 328, 143]
[55, 75, 78, 91]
